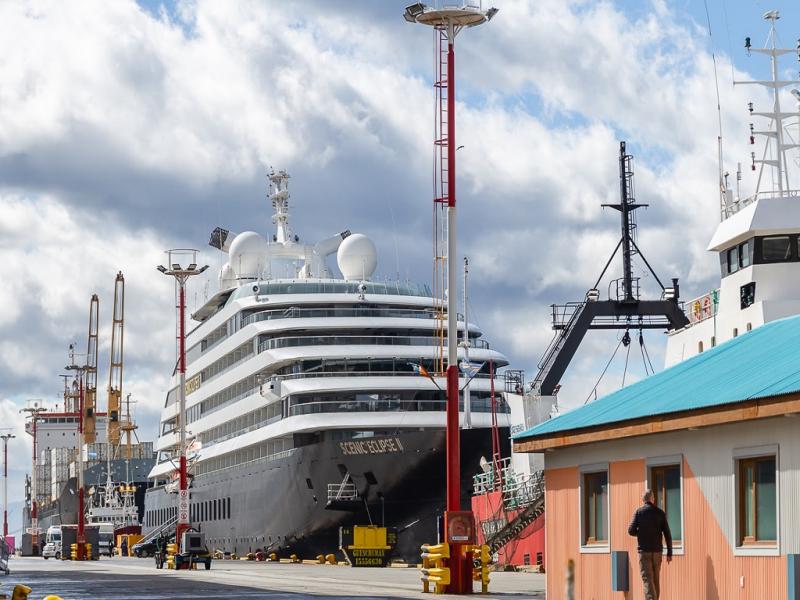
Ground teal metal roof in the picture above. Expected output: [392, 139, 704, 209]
[515, 315, 800, 441]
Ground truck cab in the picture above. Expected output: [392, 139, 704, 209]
[42, 526, 62, 560]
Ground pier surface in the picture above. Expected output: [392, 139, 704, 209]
[2, 557, 545, 599]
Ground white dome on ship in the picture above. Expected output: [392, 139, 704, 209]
[229, 231, 268, 281]
[337, 233, 377, 281]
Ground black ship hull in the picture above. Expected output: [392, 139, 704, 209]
[143, 427, 509, 561]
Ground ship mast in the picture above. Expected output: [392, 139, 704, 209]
[268, 169, 295, 245]
[734, 10, 800, 208]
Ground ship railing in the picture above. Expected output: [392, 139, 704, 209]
[242, 307, 465, 327]
[275, 370, 496, 382]
[472, 456, 513, 495]
[684, 289, 720, 325]
[289, 398, 510, 417]
[327, 482, 358, 502]
[258, 334, 490, 353]
[502, 469, 545, 511]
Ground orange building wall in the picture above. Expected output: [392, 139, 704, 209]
[544, 459, 787, 599]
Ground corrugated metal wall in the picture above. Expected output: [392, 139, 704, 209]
[542, 416, 795, 598]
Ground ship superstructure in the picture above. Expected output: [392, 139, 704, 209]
[143, 170, 513, 559]
[665, 11, 800, 365]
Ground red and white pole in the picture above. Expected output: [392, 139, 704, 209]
[77, 376, 86, 557]
[176, 281, 189, 549]
[2, 434, 12, 538]
[31, 416, 38, 552]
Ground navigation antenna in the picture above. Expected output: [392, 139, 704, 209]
[732, 10, 800, 215]
[268, 169, 296, 245]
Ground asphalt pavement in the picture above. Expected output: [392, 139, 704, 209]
[1, 556, 546, 600]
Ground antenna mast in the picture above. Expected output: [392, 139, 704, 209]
[736, 11, 800, 204]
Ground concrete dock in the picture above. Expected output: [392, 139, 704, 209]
[1, 557, 545, 599]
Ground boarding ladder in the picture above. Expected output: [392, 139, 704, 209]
[486, 470, 545, 554]
[139, 514, 177, 546]
[532, 302, 587, 394]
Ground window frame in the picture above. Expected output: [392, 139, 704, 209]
[579, 463, 610, 553]
[646, 455, 685, 555]
[732, 445, 780, 556]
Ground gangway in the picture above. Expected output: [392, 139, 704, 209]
[139, 514, 177, 547]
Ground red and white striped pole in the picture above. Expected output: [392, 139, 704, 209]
[1, 433, 15, 538]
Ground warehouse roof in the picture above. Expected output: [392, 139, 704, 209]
[515, 315, 800, 443]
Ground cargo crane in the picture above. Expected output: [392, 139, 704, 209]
[84, 295, 99, 445]
[106, 272, 124, 450]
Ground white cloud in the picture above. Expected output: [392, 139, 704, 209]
[0, 0, 794, 471]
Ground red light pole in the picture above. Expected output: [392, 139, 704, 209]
[1, 432, 15, 538]
[20, 402, 46, 554]
[158, 250, 208, 550]
[404, 2, 497, 594]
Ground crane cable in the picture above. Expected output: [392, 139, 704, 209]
[583, 337, 624, 405]
[639, 331, 655, 376]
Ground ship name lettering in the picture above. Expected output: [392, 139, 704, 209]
[338, 437, 404, 456]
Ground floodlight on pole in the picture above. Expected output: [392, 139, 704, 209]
[403, 1, 496, 594]
[1, 432, 15, 538]
[20, 400, 47, 552]
[157, 248, 208, 551]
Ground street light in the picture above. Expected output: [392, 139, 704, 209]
[20, 400, 46, 553]
[404, 2, 496, 594]
[65, 359, 90, 557]
[1, 432, 16, 538]
[157, 249, 208, 550]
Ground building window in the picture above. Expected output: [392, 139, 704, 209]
[740, 240, 751, 268]
[582, 471, 608, 545]
[727, 246, 739, 274]
[761, 236, 791, 262]
[650, 464, 682, 544]
[737, 456, 777, 545]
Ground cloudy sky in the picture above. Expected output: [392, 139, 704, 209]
[1, 0, 799, 532]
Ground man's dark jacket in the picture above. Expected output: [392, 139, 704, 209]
[627, 502, 673, 556]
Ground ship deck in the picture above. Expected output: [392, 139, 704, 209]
[3, 556, 545, 599]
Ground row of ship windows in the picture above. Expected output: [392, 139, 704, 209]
[697, 323, 752, 353]
[164, 389, 507, 449]
[722, 235, 800, 277]
[174, 332, 489, 409]
[171, 354, 484, 422]
[191, 438, 294, 477]
[188, 304, 456, 363]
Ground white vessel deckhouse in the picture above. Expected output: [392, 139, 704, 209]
[143, 170, 514, 559]
[665, 12, 800, 366]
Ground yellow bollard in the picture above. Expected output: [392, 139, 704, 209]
[11, 585, 32, 600]
[268, 552, 278, 562]
[315, 554, 325, 564]
[289, 554, 300, 563]
[44, 596, 64, 600]
[325, 553, 337, 565]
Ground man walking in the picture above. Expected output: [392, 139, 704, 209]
[628, 489, 672, 600]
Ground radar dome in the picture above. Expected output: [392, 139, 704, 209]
[337, 233, 377, 281]
[229, 231, 268, 281]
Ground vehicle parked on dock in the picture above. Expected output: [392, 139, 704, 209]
[42, 526, 61, 560]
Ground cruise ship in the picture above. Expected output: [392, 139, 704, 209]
[143, 170, 514, 559]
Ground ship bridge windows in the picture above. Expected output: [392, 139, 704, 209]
[761, 235, 792, 262]
[720, 235, 800, 276]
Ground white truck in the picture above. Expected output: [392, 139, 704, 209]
[97, 523, 115, 557]
[42, 526, 62, 560]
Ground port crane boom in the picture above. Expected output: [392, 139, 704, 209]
[107, 272, 125, 448]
